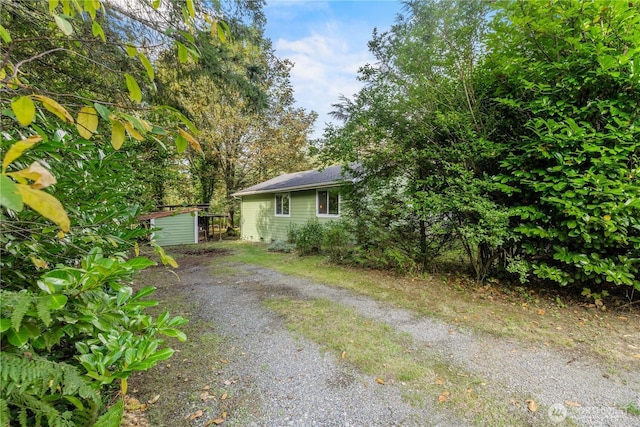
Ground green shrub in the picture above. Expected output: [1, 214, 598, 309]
[0, 248, 186, 425]
[268, 240, 296, 253]
[322, 221, 353, 261]
[295, 220, 324, 255]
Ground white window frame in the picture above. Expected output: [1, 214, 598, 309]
[274, 192, 291, 217]
[316, 188, 341, 218]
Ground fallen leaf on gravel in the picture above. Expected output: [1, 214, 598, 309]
[200, 391, 209, 402]
[220, 359, 228, 364]
[633, 354, 640, 359]
[212, 418, 225, 425]
[223, 380, 232, 386]
[341, 351, 346, 359]
[203, 385, 211, 390]
[375, 378, 385, 385]
[148, 395, 160, 404]
[537, 309, 545, 315]
[435, 378, 444, 385]
[189, 410, 203, 420]
[222, 411, 227, 419]
[564, 400, 581, 407]
[438, 391, 450, 403]
[221, 393, 228, 400]
[526, 400, 538, 412]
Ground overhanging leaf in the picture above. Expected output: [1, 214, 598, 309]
[76, 106, 99, 139]
[92, 21, 106, 42]
[33, 95, 74, 123]
[17, 184, 70, 232]
[175, 134, 188, 153]
[0, 175, 23, 211]
[178, 129, 202, 153]
[124, 73, 142, 103]
[2, 135, 42, 173]
[11, 96, 36, 126]
[8, 161, 57, 189]
[111, 121, 126, 150]
[53, 14, 73, 36]
[138, 52, 155, 81]
[123, 120, 145, 141]
[0, 24, 11, 43]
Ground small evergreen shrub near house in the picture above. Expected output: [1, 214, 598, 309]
[268, 240, 296, 253]
[295, 220, 324, 255]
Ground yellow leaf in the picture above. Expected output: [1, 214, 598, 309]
[221, 392, 227, 400]
[134, 242, 140, 256]
[178, 128, 202, 153]
[186, 0, 195, 17]
[2, 135, 42, 173]
[33, 95, 74, 123]
[148, 394, 160, 404]
[341, 351, 346, 359]
[603, 214, 611, 221]
[6, 162, 55, 189]
[16, 184, 70, 232]
[30, 256, 48, 269]
[120, 378, 128, 396]
[124, 73, 142, 103]
[564, 400, 581, 407]
[375, 378, 385, 385]
[438, 394, 448, 403]
[11, 96, 36, 126]
[212, 418, 225, 425]
[435, 378, 444, 385]
[76, 106, 98, 139]
[111, 121, 125, 150]
[526, 399, 538, 412]
[124, 121, 145, 141]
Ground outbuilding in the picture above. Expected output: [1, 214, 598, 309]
[138, 208, 199, 246]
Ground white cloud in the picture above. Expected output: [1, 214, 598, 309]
[273, 21, 376, 139]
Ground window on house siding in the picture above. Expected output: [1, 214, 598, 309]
[317, 189, 340, 216]
[275, 193, 290, 216]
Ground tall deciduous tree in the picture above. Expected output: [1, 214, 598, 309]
[156, 32, 315, 227]
[320, 0, 507, 277]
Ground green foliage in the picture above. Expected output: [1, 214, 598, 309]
[0, 248, 186, 425]
[267, 240, 296, 253]
[294, 219, 325, 255]
[483, 0, 640, 289]
[322, 221, 352, 261]
[0, 353, 100, 427]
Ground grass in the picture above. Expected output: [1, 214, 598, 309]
[264, 296, 545, 426]
[211, 241, 640, 366]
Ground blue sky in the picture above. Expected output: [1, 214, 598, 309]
[263, 1, 405, 139]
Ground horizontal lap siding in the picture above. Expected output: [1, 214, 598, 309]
[153, 213, 197, 246]
[240, 189, 341, 242]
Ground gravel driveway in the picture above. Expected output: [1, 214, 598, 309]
[140, 252, 640, 427]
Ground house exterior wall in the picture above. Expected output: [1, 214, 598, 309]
[240, 189, 341, 242]
[151, 212, 198, 246]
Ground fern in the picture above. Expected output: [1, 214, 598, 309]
[0, 352, 100, 427]
[5, 291, 33, 332]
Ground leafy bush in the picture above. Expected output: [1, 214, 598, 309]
[268, 240, 296, 253]
[287, 223, 299, 244]
[322, 221, 353, 261]
[0, 248, 185, 425]
[294, 220, 325, 255]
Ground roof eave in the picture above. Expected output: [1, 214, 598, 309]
[232, 181, 346, 197]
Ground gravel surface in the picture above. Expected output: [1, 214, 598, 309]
[168, 257, 640, 427]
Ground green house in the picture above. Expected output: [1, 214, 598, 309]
[139, 208, 199, 246]
[233, 165, 348, 242]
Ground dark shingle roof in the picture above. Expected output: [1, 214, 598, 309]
[233, 165, 347, 197]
